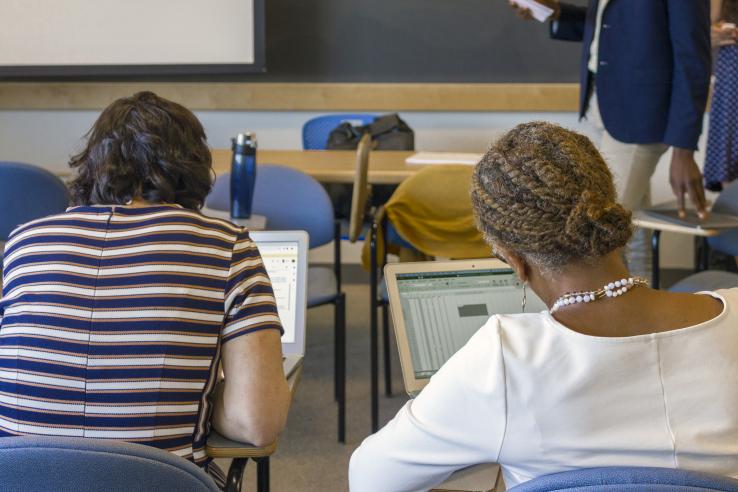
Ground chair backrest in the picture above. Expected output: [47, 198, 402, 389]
[708, 180, 738, 256]
[0, 435, 220, 492]
[0, 161, 69, 241]
[508, 467, 738, 491]
[348, 133, 372, 243]
[205, 165, 335, 248]
[302, 114, 375, 150]
[381, 164, 489, 259]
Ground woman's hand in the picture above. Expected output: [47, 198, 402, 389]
[670, 148, 708, 220]
[508, 0, 561, 21]
[711, 22, 737, 47]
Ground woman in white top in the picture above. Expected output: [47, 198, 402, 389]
[349, 122, 737, 491]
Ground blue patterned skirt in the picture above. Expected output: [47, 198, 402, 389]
[705, 44, 738, 191]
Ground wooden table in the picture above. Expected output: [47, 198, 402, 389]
[212, 149, 416, 184]
[200, 208, 267, 230]
[632, 211, 724, 289]
[206, 364, 302, 492]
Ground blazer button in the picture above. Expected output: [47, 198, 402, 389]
[599, 61, 608, 67]
[602, 23, 611, 29]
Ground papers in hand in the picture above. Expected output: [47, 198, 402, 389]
[406, 152, 484, 166]
[510, 0, 555, 22]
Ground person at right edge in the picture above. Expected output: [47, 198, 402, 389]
[510, 0, 712, 279]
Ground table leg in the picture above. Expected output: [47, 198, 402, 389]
[651, 230, 661, 289]
[369, 221, 379, 433]
[225, 458, 248, 492]
[336, 292, 346, 443]
[698, 237, 710, 272]
[382, 302, 392, 397]
[256, 457, 270, 492]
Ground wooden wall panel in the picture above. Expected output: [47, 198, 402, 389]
[0, 83, 580, 112]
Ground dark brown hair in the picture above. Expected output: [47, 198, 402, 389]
[471, 122, 632, 271]
[68, 91, 213, 210]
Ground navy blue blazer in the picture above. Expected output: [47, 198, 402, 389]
[552, 0, 711, 150]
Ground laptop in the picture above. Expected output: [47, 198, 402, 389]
[385, 259, 546, 397]
[249, 230, 308, 378]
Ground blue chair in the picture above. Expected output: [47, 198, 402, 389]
[508, 466, 738, 491]
[205, 165, 347, 442]
[707, 179, 738, 258]
[0, 161, 69, 241]
[0, 435, 220, 492]
[302, 114, 375, 150]
[669, 180, 738, 293]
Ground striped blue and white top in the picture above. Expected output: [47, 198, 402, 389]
[0, 204, 283, 486]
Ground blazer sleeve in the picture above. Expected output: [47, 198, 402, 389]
[549, 3, 588, 42]
[662, 0, 712, 150]
[348, 318, 507, 492]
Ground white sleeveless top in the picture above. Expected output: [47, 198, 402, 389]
[349, 289, 738, 491]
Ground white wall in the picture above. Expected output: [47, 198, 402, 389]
[0, 109, 710, 268]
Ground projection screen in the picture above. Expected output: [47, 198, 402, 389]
[0, 0, 265, 76]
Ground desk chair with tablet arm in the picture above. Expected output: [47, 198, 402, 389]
[667, 180, 738, 293]
[206, 165, 347, 443]
[349, 134, 409, 433]
[508, 466, 738, 491]
[365, 165, 489, 433]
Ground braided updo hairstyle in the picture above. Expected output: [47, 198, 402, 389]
[470, 122, 632, 271]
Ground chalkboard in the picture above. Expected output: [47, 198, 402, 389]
[1, 0, 586, 82]
[250, 0, 587, 83]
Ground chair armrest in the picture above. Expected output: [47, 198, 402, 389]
[205, 366, 302, 459]
[632, 210, 722, 237]
[205, 431, 278, 459]
[431, 463, 501, 492]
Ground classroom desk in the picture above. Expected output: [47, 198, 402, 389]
[632, 211, 723, 289]
[211, 149, 417, 184]
[206, 364, 302, 492]
[200, 208, 267, 230]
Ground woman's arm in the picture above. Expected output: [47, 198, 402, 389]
[211, 230, 290, 446]
[212, 329, 290, 447]
[349, 319, 506, 492]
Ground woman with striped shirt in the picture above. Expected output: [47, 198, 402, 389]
[0, 92, 291, 488]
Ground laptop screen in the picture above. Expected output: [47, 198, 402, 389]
[395, 268, 544, 379]
[254, 240, 299, 344]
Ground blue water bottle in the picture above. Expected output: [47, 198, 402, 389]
[230, 132, 257, 219]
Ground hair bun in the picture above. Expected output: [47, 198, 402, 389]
[565, 191, 632, 257]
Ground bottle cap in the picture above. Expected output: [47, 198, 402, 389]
[236, 132, 257, 146]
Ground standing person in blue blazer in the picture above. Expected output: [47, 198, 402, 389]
[510, 0, 712, 277]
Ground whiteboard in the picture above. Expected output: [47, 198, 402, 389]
[0, 0, 263, 75]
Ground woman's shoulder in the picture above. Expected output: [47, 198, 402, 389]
[467, 312, 554, 355]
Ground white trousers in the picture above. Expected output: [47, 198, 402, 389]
[585, 92, 669, 278]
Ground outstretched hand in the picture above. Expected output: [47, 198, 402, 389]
[670, 148, 708, 220]
[508, 0, 561, 21]
[711, 23, 737, 47]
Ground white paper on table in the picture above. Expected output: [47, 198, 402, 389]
[509, 0, 554, 22]
[406, 152, 484, 166]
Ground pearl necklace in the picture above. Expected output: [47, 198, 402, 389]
[550, 276, 648, 314]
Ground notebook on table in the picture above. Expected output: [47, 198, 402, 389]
[384, 258, 546, 397]
[250, 230, 308, 378]
[405, 152, 484, 166]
